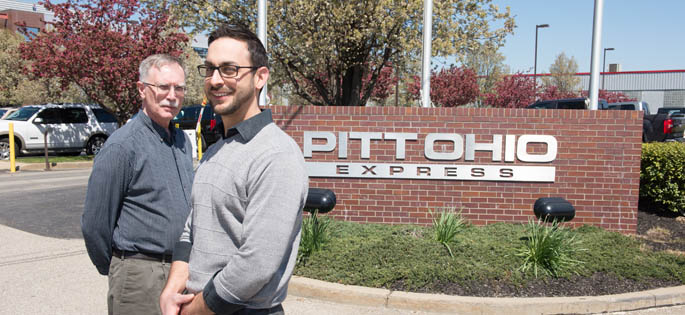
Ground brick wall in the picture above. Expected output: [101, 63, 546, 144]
[271, 106, 643, 234]
[1, 9, 44, 33]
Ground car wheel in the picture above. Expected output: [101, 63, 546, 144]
[86, 136, 107, 155]
[0, 138, 19, 160]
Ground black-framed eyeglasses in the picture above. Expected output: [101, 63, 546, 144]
[143, 82, 186, 95]
[198, 64, 259, 78]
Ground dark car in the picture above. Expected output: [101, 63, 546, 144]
[527, 97, 608, 110]
[657, 107, 685, 116]
[172, 105, 222, 151]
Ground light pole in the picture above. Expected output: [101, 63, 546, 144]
[533, 24, 549, 96]
[602, 47, 614, 90]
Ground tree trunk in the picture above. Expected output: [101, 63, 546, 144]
[340, 65, 364, 106]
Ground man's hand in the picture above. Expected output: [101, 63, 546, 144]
[180, 292, 213, 315]
[160, 291, 195, 315]
[160, 261, 193, 315]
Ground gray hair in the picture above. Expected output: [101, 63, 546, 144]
[139, 54, 186, 82]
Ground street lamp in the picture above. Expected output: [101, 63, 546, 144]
[602, 47, 614, 90]
[533, 24, 549, 95]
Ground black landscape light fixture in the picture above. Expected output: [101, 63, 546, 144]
[533, 197, 575, 222]
[533, 23, 550, 94]
[304, 188, 337, 214]
[602, 47, 615, 90]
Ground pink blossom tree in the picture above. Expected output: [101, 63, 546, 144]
[483, 73, 536, 108]
[407, 66, 479, 107]
[19, 0, 188, 124]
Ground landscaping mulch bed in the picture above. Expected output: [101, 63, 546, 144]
[392, 206, 685, 297]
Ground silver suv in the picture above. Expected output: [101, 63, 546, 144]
[0, 103, 118, 159]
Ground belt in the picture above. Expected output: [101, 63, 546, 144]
[112, 249, 172, 263]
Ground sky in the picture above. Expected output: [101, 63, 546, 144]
[19, 0, 685, 74]
[482, 0, 685, 74]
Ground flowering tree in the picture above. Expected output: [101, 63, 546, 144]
[299, 62, 398, 105]
[362, 64, 398, 103]
[407, 66, 479, 107]
[581, 90, 636, 103]
[19, 0, 188, 124]
[483, 73, 537, 108]
[537, 85, 579, 101]
[144, 0, 514, 106]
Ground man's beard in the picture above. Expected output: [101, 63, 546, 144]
[211, 86, 255, 116]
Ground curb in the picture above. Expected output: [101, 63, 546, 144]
[0, 161, 93, 171]
[288, 276, 685, 314]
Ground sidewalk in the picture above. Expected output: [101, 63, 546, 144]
[0, 159, 94, 172]
[1, 224, 684, 315]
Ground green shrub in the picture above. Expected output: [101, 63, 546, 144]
[516, 219, 585, 278]
[294, 220, 685, 291]
[298, 210, 331, 264]
[640, 142, 685, 215]
[430, 207, 465, 258]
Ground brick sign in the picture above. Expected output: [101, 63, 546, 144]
[271, 106, 642, 234]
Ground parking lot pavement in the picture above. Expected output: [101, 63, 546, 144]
[0, 224, 107, 314]
[0, 224, 443, 315]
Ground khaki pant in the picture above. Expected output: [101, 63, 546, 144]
[108, 255, 170, 315]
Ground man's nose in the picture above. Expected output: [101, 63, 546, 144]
[166, 89, 178, 100]
[208, 68, 224, 86]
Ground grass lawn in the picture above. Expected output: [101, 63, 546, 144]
[293, 216, 685, 297]
[14, 155, 94, 163]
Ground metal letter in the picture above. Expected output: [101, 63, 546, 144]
[505, 135, 516, 162]
[349, 132, 383, 159]
[384, 133, 417, 160]
[465, 134, 503, 161]
[517, 135, 557, 162]
[304, 131, 335, 158]
[338, 132, 348, 159]
[424, 133, 463, 160]
[362, 165, 377, 175]
[390, 166, 404, 175]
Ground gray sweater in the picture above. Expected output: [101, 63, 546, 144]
[174, 110, 308, 314]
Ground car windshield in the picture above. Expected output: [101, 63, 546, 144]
[4, 107, 40, 121]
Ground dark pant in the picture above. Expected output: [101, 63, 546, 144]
[108, 254, 170, 315]
[234, 304, 284, 315]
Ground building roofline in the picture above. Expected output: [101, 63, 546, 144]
[520, 69, 685, 77]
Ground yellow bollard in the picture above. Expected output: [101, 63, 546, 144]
[197, 96, 208, 161]
[197, 129, 203, 161]
[9, 122, 16, 173]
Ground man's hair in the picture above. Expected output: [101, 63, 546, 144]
[208, 24, 268, 69]
[139, 54, 185, 82]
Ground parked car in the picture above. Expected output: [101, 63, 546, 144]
[657, 107, 685, 116]
[0, 103, 118, 159]
[172, 105, 222, 151]
[527, 97, 608, 110]
[0, 108, 18, 119]
[606, 101, 684, 142]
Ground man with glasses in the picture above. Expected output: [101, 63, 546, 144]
[82, 54, 194, 315]
[160, 24, 308, 315]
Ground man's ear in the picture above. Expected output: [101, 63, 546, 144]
[136, 81, 146, 99]
[253, 67, 270, 90]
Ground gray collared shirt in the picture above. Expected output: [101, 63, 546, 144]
[82, 110, 194, 275]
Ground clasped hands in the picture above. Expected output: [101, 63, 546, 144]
[161, 291, 213, 315]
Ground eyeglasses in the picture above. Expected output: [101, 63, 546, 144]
[197, 64, 259, 78]
[143, 83, 186, 95]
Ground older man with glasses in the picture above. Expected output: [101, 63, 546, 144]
[82, 54, 195, 315]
